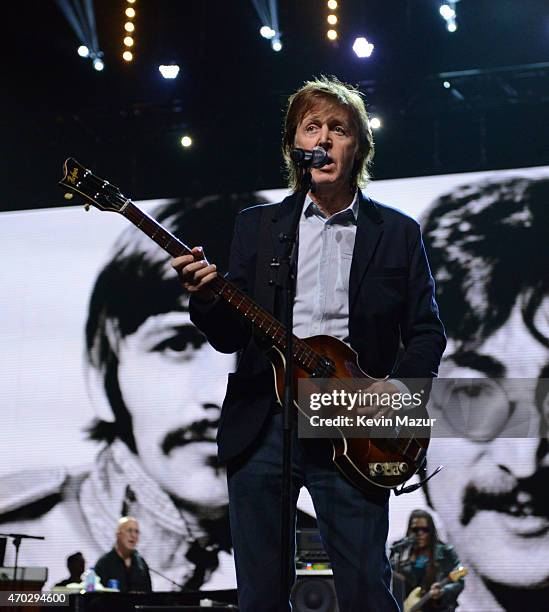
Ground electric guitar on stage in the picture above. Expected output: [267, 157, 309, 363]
[59, 157, 439, 495]
[403, 566, 468, 612]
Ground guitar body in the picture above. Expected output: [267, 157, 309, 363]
[404, 586, 422, 612]
[265, 334, 430, 492]
[402, 566, 468, 612]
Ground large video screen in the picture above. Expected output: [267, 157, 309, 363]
[1, 165, 548, 611]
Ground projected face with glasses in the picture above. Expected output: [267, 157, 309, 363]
[431, 377, 548, 441]
[426, 300, 549, 589]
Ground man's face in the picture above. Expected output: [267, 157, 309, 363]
[116, 518, 140, 553]
[294, 100, 358, 192]
[116, 310, 235, 513]
[427, 299, 549, 588]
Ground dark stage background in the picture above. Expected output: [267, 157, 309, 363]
[2, 0, 549, 210]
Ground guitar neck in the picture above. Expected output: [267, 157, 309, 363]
[412, 575, 451, 611]
[59, 157, 323, 373]
[122, 201, 193, 258]
[121, 201, 320, 372]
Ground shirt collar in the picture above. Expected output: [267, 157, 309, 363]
[303, 190, 359, 224]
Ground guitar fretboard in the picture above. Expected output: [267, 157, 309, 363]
[60, 158, 328, 375]
[122, 202, 323, 373]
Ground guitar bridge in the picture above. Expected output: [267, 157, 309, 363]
[368, 462, 410, 477]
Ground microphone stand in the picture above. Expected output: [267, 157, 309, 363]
[147, 567, 237, 608]
[390, 535, 415, 606]
[0, 532, 45, 591]
[277, 170, 312, 611]
[147, 565, 191, 591]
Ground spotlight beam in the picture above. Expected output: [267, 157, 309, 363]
[73, 0, 96, 50]
[83, 0, 99, 53]
[251, 0, 270, 26]
[268, 0, 279, 34]
[55, 0, 89, 46]
[251, 0, 280, 50]
[55, 0, 104, 68]
[72, 0, 92, 44]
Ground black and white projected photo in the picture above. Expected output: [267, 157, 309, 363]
[3, 3, 549, 610]
[1, 166, 548, 609]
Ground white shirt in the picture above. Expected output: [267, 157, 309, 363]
[293, 192, 359, 343]
[292, 193, 408, 394]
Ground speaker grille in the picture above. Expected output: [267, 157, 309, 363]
[291, 576, 339, 612]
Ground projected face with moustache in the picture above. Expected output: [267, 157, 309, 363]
[116, 307, 234, 515]
[420, 176, 549, 604]
[427, 302, 549, 589]
[85, 196, 256, 525]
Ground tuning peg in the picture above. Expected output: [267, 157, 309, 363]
[84, 203, 91, 211]
[64, 192, 73, 200]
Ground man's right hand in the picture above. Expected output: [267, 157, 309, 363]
[171, 246, 218, 303]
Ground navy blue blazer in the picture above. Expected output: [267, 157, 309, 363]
[190, 191, 446, 464]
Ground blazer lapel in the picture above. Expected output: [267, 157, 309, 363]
[269, 192, 300, 259]
[267, 193, 301, 320]
[349, 192, 384, 313]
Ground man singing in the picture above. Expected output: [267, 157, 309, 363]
[172, 76, 446, 611]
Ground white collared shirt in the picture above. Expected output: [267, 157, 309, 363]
[293, 192, 359, 343]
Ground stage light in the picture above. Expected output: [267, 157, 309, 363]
[159, 64, 180, 79]
[58, 0, 104, 71]
[439, 4, 455, 20]
[352, 37, 374, 58]
[325, 0, 338, 43]
[93, 58, 104, 71]
[260, 25, 276, 39]
[370, 117, 382, 129]
[122, 2, 137, 62]
[252, 1, 281, 51]
[180, 135, 192, 148]
[127, 0, 136, 3]
[439, 1, 459, 32]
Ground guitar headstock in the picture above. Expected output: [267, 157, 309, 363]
[449, 565, 468, 582]
[58, 158, 129, 213]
